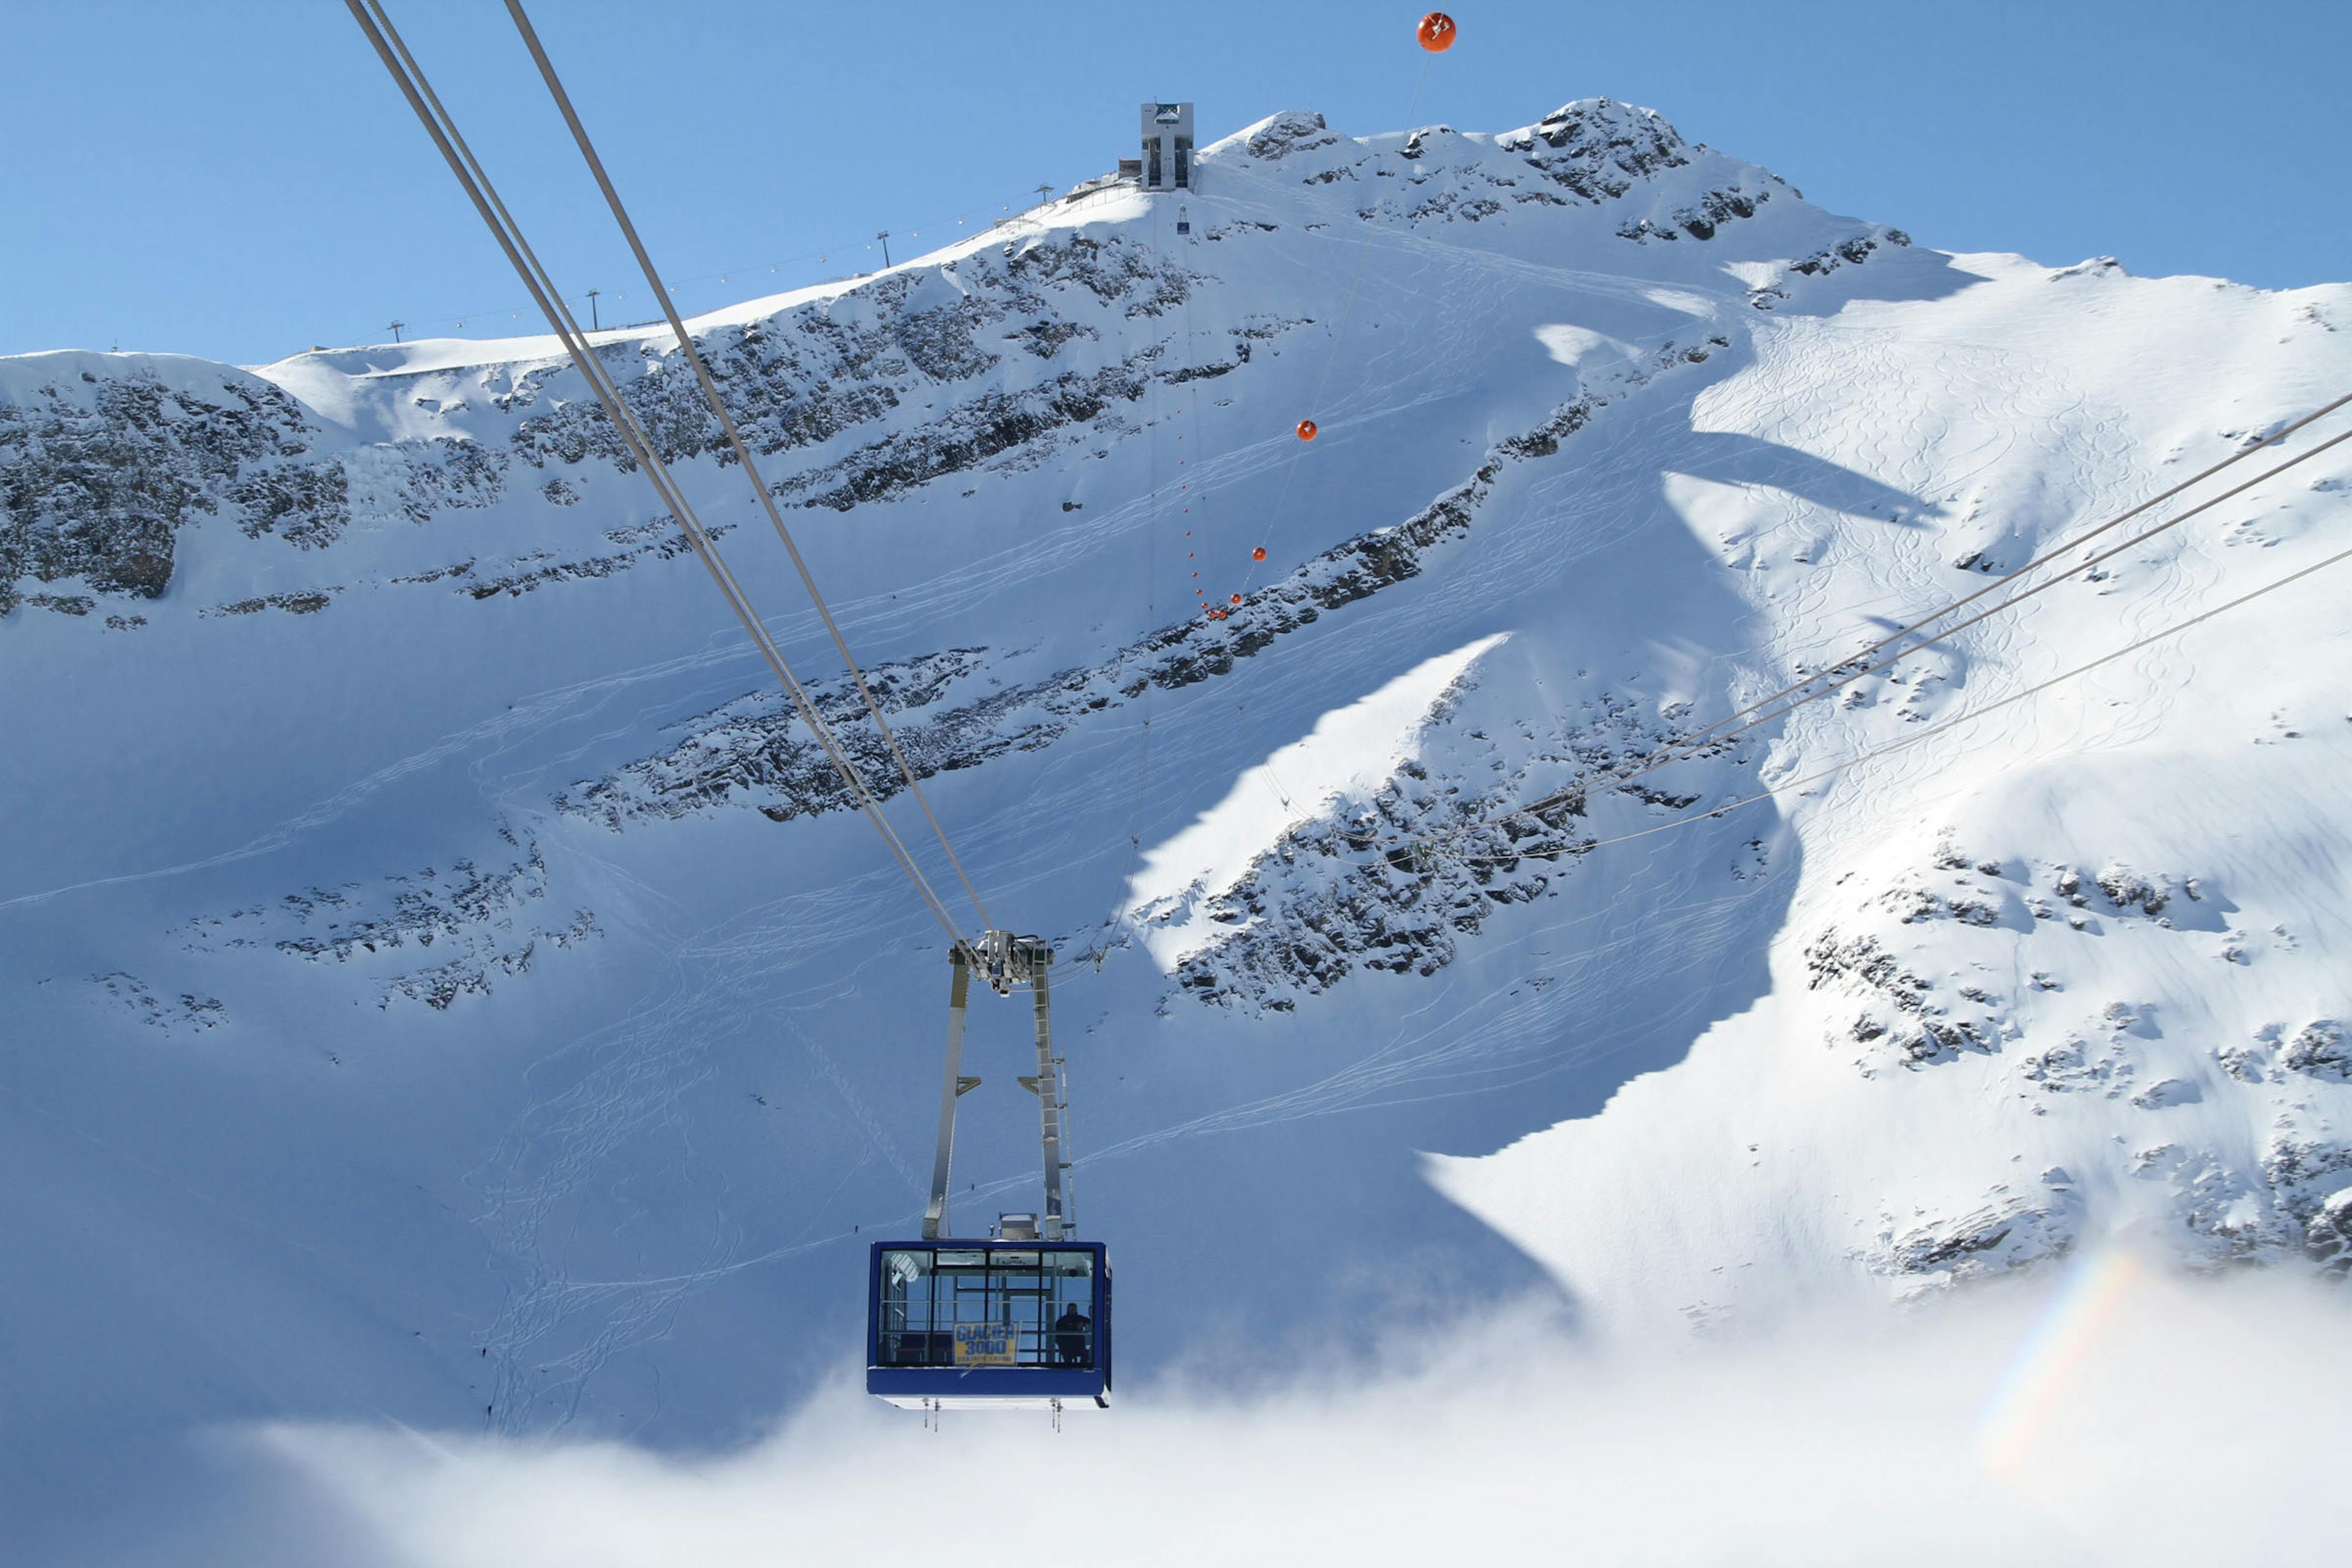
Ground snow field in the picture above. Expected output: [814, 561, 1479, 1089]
[2, 95, 2347, 1558]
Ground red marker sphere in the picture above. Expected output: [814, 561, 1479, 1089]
[1251, 546, 1267, 562]
[1417, 12, 1456, 52]
[1230, 593, 1243, 605]
[1296, 419, 1318, 442]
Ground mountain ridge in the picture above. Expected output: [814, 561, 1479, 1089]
[3, 93, 2347, 1546]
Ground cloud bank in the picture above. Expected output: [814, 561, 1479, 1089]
[202, 1254, 2350, 1568]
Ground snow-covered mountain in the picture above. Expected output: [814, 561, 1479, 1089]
[4, 97, 2348, 1550]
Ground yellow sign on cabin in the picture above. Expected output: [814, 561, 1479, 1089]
[951, 1323, 1017, 1366]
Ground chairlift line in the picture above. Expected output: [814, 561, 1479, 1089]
[1378, 394, 2352, 865]
[1553, 390, 2352, 804]
[1231, 26, 1447, 605]
[1442, 540, 2352, 869]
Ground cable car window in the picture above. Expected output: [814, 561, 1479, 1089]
[874, 1245, 1097, 1370]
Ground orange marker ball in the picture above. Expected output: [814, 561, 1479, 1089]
[1230, 593, 1243, 605]
[1251, 546, 1268, 562]
[1417, 12, 1455, 52]
[1296, 419, 1317, 442]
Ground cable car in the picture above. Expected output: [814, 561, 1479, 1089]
[866, 1227, 1112, 1409]
[869, 932, 1112, 1413]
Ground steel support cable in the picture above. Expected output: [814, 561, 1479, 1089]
[1234, 57, 1434, 604]
[356, 13, 970, 952]
[1094, 202, 1170, 956]
[347, 0, 964, 943]
[353, 1, 940, 926]
[352, 2, 950, 937]
[1449, 390, 2352, 846]
[1580, 388, 2352, 779]
[1446, 540, 2352, 866]
[1163, 54, 1434, 945]
[379, 78, 966, 956]
[503, 0, 992, 933]
[1400, 411, 2352, 856]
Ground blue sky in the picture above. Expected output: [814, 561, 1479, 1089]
[6, 0, 2345, 366]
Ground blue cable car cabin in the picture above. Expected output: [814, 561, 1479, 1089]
[867, 1238, 1111, 1409]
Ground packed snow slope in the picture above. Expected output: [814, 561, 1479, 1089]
[4, 97, 2348, 1539]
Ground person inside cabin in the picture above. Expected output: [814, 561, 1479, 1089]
[1054, 1302, 1091, 1366]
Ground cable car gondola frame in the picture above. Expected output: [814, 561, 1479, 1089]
[866, 932, 1112, 1411]
[865, 1236, 1112, 1410]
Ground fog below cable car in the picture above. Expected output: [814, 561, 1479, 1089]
[162, 1257, 2345, 1567]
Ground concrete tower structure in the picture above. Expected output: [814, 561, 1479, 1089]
[1139, 102, 1194, 192]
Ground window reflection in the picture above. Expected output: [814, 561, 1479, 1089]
[878, 1247, 1096, 1369]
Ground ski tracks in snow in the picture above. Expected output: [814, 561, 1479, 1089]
[462, 857, 929, 1435]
